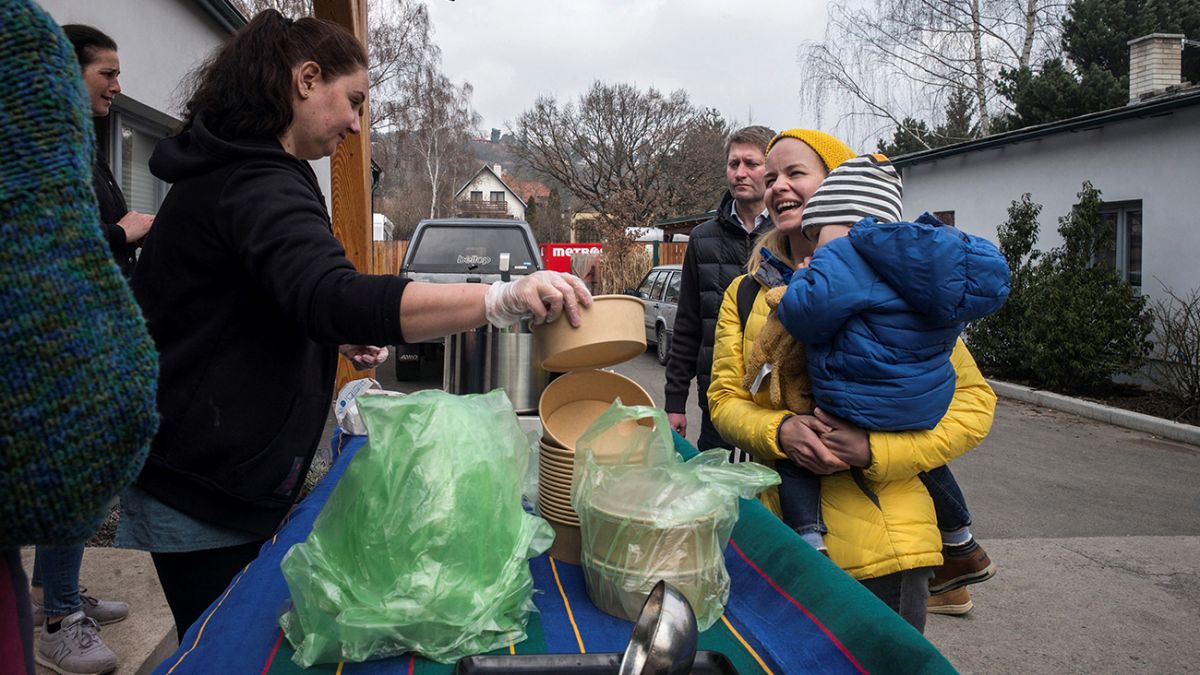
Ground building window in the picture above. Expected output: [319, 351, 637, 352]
[1098, 201, 1142, 289]
[99, 109, 170, 213]
[932, 210, 955, 226]
[490, 191, 505, 202]
[470, 190, 484, 201]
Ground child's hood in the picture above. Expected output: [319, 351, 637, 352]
[849, 212, 1011, 324]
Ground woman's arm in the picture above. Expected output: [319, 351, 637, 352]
[863, 339, 996, 482]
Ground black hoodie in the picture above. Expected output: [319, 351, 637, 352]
[131, 114, 407, 536]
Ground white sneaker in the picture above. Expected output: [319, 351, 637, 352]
[35, 611, 118, 675]
[32, 590, 129, 626]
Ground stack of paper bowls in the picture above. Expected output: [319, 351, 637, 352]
[532, 295, 649, 564]
[579, 472, 728, 621]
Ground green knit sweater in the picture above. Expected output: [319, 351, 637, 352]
[0, 0, 159, 546]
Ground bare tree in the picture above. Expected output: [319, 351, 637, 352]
[798, 0, 1067, 146]
[511, 82, 721, 249]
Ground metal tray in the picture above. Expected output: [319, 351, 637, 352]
[454, 649, 738, 674]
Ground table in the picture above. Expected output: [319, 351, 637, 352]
[152, 430, 953, 674]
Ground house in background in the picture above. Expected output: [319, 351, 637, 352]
[454, 164, 527, 220]
[894, 33, 1200, 304]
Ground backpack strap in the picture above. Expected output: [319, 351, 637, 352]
[736, 275, 758, 333]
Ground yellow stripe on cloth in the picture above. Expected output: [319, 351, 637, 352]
[549, 556, 586, 653]
[720, 614, 774, 675]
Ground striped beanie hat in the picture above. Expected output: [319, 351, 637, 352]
[800, 154, 903, 238]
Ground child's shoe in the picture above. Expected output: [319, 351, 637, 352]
[927, 586, 973, 615]
[929, 543, 995, 593]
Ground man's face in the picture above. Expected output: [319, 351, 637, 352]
[726, 142, 767, 204]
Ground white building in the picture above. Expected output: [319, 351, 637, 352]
[894, 34, 1200, 305]
[453, 164, 527, 220]
[37, 1, 336, 215]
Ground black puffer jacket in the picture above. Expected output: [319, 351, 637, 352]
[665, 192, 772, 413]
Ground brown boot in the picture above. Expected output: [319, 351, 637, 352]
[930, 544, 996, 594]
[928, 586, 973, 615]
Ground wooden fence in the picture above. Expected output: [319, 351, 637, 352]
[657, 241, 687, 265]
[373, 240, 407, 276]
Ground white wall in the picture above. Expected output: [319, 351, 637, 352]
[899, 104, 1200, 303]
[39, 0, 228, 117]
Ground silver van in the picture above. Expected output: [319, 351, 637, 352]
[629, 264, 682, 364]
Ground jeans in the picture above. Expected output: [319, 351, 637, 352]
[859, 567, 935, 633]
[919, 464, 972, 532]
[697, 408, 750, 462]
[30, 544, 84, 617]
[775, 459, 827, 536]
[776, 462, 972, 536]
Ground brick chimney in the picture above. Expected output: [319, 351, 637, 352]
[493, 163, 502, 178]
[1128, 33, 1184, 102]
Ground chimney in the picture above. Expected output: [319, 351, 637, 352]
[1128, 33, 1184, 102]
[493, 163, 502, 178]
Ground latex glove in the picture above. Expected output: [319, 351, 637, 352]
[485, 271, 592, 328]
[339, 344, 389, 371]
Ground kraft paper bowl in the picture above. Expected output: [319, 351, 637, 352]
[538, 370, 654, 450]
[533, 295, 646, 372]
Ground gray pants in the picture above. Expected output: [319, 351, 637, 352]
[859, 567, 935, 634]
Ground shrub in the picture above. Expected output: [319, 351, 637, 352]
[968, 182, 1153, 391]
[1148, 283, 1200, 422]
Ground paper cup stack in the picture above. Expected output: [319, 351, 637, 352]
[532, 295, 649, 564]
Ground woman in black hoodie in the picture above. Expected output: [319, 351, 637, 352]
[124, 9, 590, 639]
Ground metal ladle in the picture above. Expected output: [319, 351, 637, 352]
[618, 580, 699, 675]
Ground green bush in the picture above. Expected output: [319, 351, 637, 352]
[967, 182, 1152, 391]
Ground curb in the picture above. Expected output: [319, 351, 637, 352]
[989, 380, 1200, 448]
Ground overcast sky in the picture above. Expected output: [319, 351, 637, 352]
[425, 0, 846, 145]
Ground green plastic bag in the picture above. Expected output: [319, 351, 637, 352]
[279, 390, 552, 666]
[571, 402, 779, 630]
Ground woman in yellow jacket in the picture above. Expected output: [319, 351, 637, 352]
[707, 129, 997, 633]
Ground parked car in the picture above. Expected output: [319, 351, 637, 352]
[628, 264, 681, 365]
[393, 218, 542, 380]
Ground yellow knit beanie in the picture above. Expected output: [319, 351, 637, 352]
[765, 129, 857, 172]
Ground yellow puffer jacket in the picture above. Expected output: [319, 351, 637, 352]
[708, 275, 997, 580]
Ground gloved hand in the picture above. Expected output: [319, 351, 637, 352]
[485, 271, 593, 328]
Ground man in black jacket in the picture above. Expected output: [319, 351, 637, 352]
[664, 126, 774, 458]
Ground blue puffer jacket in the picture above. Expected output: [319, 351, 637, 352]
[777, 212, 1010, 430]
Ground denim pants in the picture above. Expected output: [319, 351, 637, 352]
[777, 463, 972, 536]
[30, 544, 84, 617]
[859, 567, 935, 633]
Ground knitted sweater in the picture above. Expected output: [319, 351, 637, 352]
[0, 0, 159, 547]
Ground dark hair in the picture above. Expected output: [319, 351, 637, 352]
[182, 9, 367, 139]
[61, 24, 118, 67]
[724, 125, 776, 157]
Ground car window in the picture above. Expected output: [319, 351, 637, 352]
[406, 225, 538, 273]
[650, 270, 668, 301]
[662, 271, 681, 304]
[637, 271, 660, 299]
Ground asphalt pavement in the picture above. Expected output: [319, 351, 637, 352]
[369, 347, 1200, 674]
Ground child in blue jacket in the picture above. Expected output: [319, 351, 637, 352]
[773, 154, 1010, 596]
